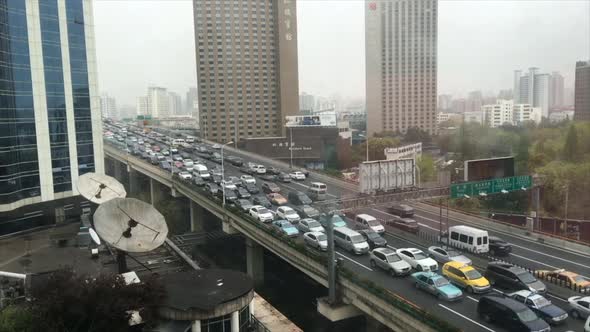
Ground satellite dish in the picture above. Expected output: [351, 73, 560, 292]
[93, 198, 168, 253]
[89, 228, 101, 245]
[77, 172, 126, 204]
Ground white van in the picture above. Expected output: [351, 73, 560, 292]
[447, 225, 489, 253]
[172, 138, 185, 146]
[334, 227, 370, 255]
[186, 136, 195, 143]
[193, 164, 210, 180]
[308, 182, 327, 201]
[354, 214, 385, 234]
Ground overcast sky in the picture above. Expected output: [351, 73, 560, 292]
[94, 0, 590, 106]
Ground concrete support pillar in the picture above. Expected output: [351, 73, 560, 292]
[150, 179, 166, 206]
[190, 200, 204, 232]
[246, 238, 264, 287]
[128, 169, 139, 196]
[231, 310, 239, 332]
[113, 161, 124, 181]
[191, 320, 201, 332]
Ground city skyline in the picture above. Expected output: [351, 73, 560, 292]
[94, 0, 589, 106]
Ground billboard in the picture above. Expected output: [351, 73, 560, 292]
[286, 112, 337, 127]
[359, 158, 415, 194]
[464, 156, 515, 182]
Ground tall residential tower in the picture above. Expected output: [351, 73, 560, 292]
[574, 61, 590, 121]
[0, 0, 103, 234]
[193, 0, 299, 142]
[365, 0, 438, 136]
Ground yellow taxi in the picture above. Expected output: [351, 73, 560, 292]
[442, 261, 491, 294]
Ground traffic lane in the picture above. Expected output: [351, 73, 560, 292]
[410, 204, 590, 277]
[334, 249, 495, 332]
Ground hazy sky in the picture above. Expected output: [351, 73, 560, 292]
[94, 0, 590, 106]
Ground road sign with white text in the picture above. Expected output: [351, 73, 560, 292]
[450, 175, 532, 199]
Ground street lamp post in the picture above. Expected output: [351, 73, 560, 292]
[221, 141, 233, 207]
[289, 127, 294, 169]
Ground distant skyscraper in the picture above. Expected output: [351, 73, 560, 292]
[299, 92, 315, 113]
[194, 0, 300, 142]
[186, 87, 199, 115]
[514, 68, 550, 118]
[498, 89, 513, 100]
[574, 60, 590, 121]
[147, 86, 169, 118]
[100, 94, 117, 119]
[136, 96, 149, 116]
[466, 91, 483, 113]
[438, 95, 452, 110]
[0, 0, 103, 233]
[451, 99, 467, 113]
[365, 0, 437, 136]
[168, 92, 182, 116]
[549, 72, 564, 108]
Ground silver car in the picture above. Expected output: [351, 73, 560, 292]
[303, 232, 327, 251]
[428, 246, 472, 265]
[297, 218, 325, 233]
[569, 296, 590, 320]
[369, 248, 412, 276]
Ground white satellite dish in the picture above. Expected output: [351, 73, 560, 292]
[77, 172, 126, 204]
[89, 228, 101, 245]
[93, 198, 168, 253]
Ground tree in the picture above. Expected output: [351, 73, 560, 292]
[563, 124, 579, 162]
[416, 155, 436, 183]
[27, 268, 165, 332]
[403, 127, 432, 144]
[0, 306, 34, 332]
[368, 137, 400, 161]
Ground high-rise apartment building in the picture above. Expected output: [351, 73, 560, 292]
[299, 92, 315, 113]
[549, 71, 564, 108]
[136, 86, 170, 118]
[186, 87, 199, 115]
[136, 96, 149, 116]
[168, 92, 182, 116]
[194, 0, 300, 142]
[100, 94, 117, 119]
[574, 61, 590, 121]
[514, 68, 550, 118]
[438, 94, 452, 111]
[365, 0, 438, 136]
[0, 0, 103, 233]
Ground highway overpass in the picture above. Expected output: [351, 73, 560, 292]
[102, 126, 589, 332]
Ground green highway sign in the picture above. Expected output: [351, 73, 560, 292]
[450, 175, 532, 199]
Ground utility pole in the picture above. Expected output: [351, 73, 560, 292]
[365, 136, 369, 162]
[327, 213, 336, 304]
[289, 127, 294, 169]
[564, 183, 569, 238]
[438, 198, 443, 243]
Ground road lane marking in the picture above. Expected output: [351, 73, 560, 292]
[467, 296, 479, 302]
[438, 304, 496, 332]
[412, 204, 590, 260]
[336, 252, 373, 271]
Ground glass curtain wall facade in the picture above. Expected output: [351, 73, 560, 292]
[0, 0, 102, 233]
[0, 0, 41, 204]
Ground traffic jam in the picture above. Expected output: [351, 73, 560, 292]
[104, 122, 590, 332]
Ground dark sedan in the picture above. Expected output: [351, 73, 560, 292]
[358, 229, 388, 249]
[489, 236, 512, 256]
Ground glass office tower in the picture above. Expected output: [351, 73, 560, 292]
[0, 0, 103, 234]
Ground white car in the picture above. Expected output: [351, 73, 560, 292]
[585, 315, 590, 332]
[249, 205, 274, 223]
[289, 171, 306, 181]
[569, 296, 590, 320]
[240, 175, 256, 185]
[221, 180, 237, 190]
[297, 218, 325, 233]
[178, 171, 192, 180]
[252, 164, 266, 174]
[396, 248, 439, 272]
[276, 206, 301, 223]
[303, 232, 327, 251]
